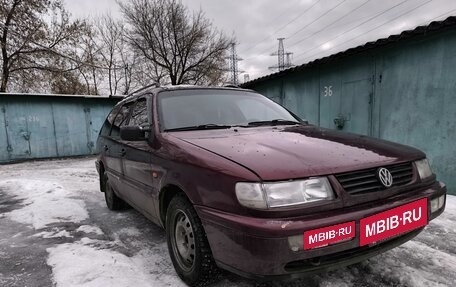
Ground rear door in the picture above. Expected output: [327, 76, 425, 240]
[122, 97, 159, 222]
[105, 102, 134, 194]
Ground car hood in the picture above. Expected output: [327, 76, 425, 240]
[169, 125, 424, 181]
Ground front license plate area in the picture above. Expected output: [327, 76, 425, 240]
[304, 221, 355, 250]
[360, 198, 428, 246]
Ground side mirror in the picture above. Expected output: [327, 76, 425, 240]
[120, 126, 150, 141]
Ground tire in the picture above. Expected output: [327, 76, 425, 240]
[103, 172, 126, 211]
[166, 194, 219, 286]
[100, 170, 108, 193]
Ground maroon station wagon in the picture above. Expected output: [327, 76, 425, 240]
[95, 85, 446, 286]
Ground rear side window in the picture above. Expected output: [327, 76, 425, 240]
[110, 103, 133, 139]
[99, 105, 121, 136]
[128, 99, 148, 127]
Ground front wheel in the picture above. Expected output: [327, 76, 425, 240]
[166, 194, 219, 286]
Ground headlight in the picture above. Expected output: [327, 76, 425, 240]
[235, 177, 335, 209]
[415, 159, 433, 180]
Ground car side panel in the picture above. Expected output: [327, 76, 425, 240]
[122, 141, 161, 224]
[102, 136, 125, 194]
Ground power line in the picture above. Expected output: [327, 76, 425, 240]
[420, 7, 456, 24]
[291, 0, 412, 62]
[246, 0, 456, 80]
[244, 0, 345, 61]
[287, 0, 372, 49]
[242, 0, 308, 53]
[286, 0, 347, 40]
[295, 0, 433, 64]
[273, 0, 323, 36]
[240, 0, 322, 54]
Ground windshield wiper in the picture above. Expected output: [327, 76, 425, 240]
[164, 124, 233, 132]
[246, 119, 301, 127]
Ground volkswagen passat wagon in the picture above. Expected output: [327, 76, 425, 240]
[95, 85, 446, 286]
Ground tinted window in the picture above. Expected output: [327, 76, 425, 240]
[110, 103, 133, 138]
[100, 105, 121, 136]
[237, 98, 286, 122]
[128, 99, 148, 127]
[158, 90, 297, 130]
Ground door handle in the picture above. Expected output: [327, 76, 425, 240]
[119, 149, 126, 156]
[103, 145, 109, 151]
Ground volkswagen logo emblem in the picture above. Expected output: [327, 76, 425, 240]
[377, 168, 393, 188]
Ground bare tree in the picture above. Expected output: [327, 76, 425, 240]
[0, 0, 86, 92]
[95, 15, 123, 95]
[80, 14, 138, 96]
[75, 23, 102, 95]
[119, 0, 231, 86]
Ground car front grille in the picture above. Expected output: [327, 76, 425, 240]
[335, 162, 414, 195]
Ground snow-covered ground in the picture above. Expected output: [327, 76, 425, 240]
[0, 157, 455, 287]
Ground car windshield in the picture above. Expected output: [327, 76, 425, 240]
[158, 89, 300, 131]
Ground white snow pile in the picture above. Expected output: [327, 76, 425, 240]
[46, 238, 186, 287]
[1, 179, 88, 229]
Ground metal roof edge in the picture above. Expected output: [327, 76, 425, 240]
[241, 15, 456, 88]
[0, 92, 125, 99]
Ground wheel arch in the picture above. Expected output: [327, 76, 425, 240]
[159, 184, 189, 227]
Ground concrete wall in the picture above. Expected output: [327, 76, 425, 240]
[0, 94, 120, 163]
[246, 29, 456, 195]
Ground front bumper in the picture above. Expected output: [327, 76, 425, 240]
[197, 181, 446, 279]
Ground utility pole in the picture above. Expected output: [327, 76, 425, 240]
[225, 42, 244, 85]
[285, 52, 295, 69]
[244, 74, 250, 83]
[269, 38, 293, 72]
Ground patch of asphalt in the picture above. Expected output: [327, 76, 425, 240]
[0, 190, 25, 214]
[0, 217, 53, 287]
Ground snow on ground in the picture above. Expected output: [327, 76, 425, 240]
[0, 157, 455, 287]
[46, 237, 170, 287]
[75, 225, 104, 235]
[1, 179, 88, 229]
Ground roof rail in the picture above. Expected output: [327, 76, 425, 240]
[126, 82, 160, 97]
[223, 84, 240, 88]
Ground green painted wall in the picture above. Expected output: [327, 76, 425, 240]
[0, 95, 120, 163]
[247, 29, 456, 195]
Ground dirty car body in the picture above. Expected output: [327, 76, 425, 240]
[95, 86, 446, 283]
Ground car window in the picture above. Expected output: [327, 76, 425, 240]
[237, 98, 284, 122]
[128, 99, 148, 127]
[158, 90, 297, 130]
[110, 103, 133, 139]
[99, 105, 121, 137]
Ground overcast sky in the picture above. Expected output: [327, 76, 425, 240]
[64, 0, 456, 82]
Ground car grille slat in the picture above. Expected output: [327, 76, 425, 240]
[342, 178, 379, 189]
[337, 172, 376, 183]
[335, 162, 414, 195]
